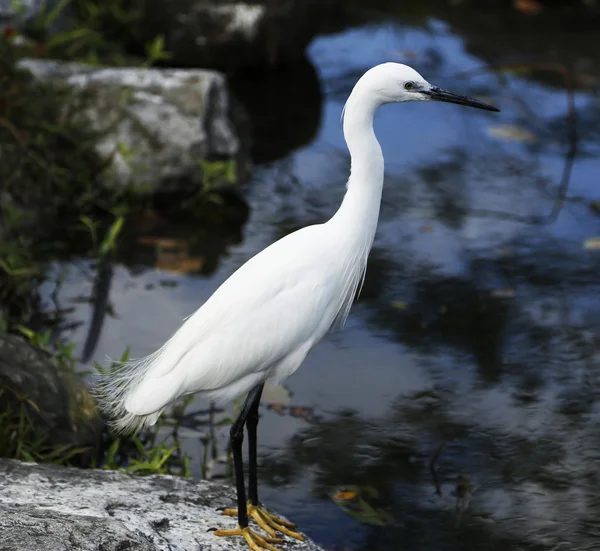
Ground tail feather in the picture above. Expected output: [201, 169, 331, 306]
[92, 343, 175, 435]
[124, 371, 184, 417]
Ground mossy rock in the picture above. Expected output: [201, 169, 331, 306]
[0, 332, 103, 465]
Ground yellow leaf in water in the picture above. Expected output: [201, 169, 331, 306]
[261, 381, 291, 406]
[490, 287, 515, 298]
[333, 490, 358, 501]
[583, 237, 600, 250]
[391, 301, 408, 309]
[514, 0, 542, 15]
[138, 236, 187, 248]
[156, 257, 205, 274]
[487, 125, 537, 143]
[267, 403, 286, 415]
[495, 247, 513, 257]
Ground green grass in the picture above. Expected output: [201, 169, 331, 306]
[0, 2, 239, 475]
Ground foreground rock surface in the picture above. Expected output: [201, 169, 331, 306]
[0, 459, 324, 551]
[18, 59, 251, 193]
[0, 333, 102, 460]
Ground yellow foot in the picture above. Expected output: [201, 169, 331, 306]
[213, 526, 284, 551]
[222, 503, 305, 541]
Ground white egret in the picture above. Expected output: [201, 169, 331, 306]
[94, 63, 499, 551]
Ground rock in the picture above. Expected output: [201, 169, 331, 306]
[129, 0, 337, 71]
[17, 58, 251, 194]
[0, 459, 326, 551]
[0, 333, 102, 463]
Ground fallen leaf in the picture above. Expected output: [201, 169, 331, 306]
[490, 287, 515, 298]
[583, 237, 600, 250]
[386, 48, 417, 62]
[576, 74, 599, 88]
[514, 0, 542, 15]
[589, 201, 600, 215]
[266, 403, 286, 415]
[422, 225, 432, 233]
[131, 209, 165, 232]
[495, 247, 513, 257]
[156, 257, 205, 274]
[138, 236, 187, 248]
[331, 485, 395, 527]
[333, 490, 358, 501]
[290, 406, 316, 422]
[391, 301, 408, 310]
[261, 381, 291, 406]
[487, 125, 537, 143]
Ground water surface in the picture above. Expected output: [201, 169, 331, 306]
[50, 10, 600, 551]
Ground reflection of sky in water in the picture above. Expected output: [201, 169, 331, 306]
[47, 17, 600, 551]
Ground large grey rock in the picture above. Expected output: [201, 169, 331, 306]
[0, 333, 102, 462]
[129, 0, 337, 70]
[17, 59, 251, 193]
[0, 459, 324, 551]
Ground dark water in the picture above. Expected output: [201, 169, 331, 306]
[47, 8, 600, 551]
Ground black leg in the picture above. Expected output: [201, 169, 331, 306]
[229, 383, 264, 528]
[246, 382, 264, 507]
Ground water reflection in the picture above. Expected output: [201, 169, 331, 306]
[230, 58, 323, 163]
[260, 381, 600, 550]
[47, 5, 600, 551]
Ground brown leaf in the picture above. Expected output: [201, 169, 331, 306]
[138, 236, 187, 248]
[514, 0, 542, 15]
[490, 287, 515, 298]
[289, 406, 316, 422]
[333, 490, 358, 501]
[131, 209, 165, 232]
[266, 403, 286, 416]
[261, 381, 292, 406]
[156, 257, 205, 274]
[487, 124, 537, 143]
[494, 247, 513, 257]
[583, 237, 600, 250]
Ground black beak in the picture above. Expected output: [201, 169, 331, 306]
[424, 86, 500, 112]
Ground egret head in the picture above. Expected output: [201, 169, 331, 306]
[358, 62, 499, 112]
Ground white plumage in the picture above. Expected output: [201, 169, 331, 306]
[94, 63, 499, 435]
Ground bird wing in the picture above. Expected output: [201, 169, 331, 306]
[140, 224, 339, 394]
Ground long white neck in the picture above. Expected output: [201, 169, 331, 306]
[329, 85, 384, 250]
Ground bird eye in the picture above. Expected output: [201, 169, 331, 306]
[404, 81, 415, 90]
